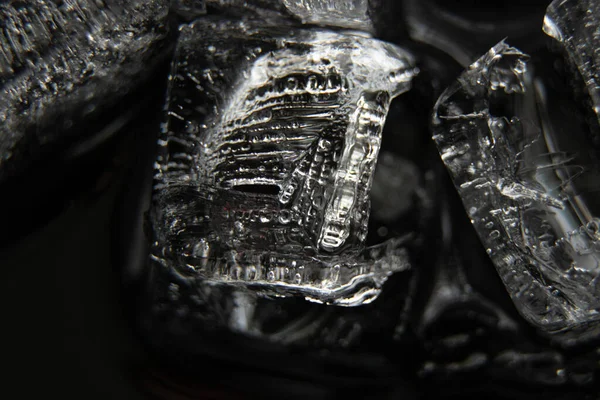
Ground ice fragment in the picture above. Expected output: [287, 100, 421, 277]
[432, 40, 600, 344]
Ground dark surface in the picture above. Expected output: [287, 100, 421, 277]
[0, 58, 169, 399]
[1, 172, 145, 399]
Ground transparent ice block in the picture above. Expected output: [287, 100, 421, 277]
[432, 40, 600, 344]
[150, 17, 417, 306]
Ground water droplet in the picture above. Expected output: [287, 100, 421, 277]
[318, 139, 332, 151]
[279, 210, 291, 224]
[259, 211, 271, 223]
[286, 77, 298, 90]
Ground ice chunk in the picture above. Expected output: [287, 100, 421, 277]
[432, 41, 600, 344]
[203, 0, 375, 33]
[151, 17, 417, 306]
[0, 0, 169, 181]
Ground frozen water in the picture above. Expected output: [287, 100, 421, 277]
[203, 0, 374, 32]
[0, 0, 169, 181]
[432, 40, 600, 344]
[151, 17, 417, 306]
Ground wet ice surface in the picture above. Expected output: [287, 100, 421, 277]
[151, 17, 417, 306]
[432, 39, 600, 344]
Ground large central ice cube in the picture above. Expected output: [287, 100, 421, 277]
[151, 17, 416, 305]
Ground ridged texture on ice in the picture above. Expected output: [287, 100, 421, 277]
[152, 18, 416, 305]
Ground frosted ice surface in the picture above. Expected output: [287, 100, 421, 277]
[151, 17, 417, 306]
[432, 40, 600, 344]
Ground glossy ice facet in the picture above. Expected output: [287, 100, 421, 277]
[151, 18, 416, 306]
[432, 41, 600, 344]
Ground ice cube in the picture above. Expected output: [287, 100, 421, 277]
[432, 40, 600, 345]
[150, 17, 417, 306]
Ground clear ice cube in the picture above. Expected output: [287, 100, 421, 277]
[150, 17, 417, 306]
[432, 40, 600, 344]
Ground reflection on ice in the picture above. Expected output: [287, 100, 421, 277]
[151, 17, 417, 306]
